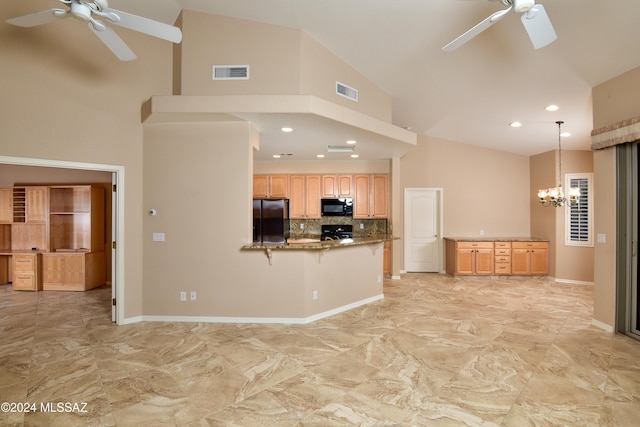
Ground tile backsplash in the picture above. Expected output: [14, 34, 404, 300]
[289, 218, 388, 238]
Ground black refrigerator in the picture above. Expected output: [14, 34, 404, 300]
[253, 199, 290, 243]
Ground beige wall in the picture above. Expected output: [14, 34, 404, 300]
[591, 65, 640, 327]
[178, 11, 391, 122]
[398, 135, 531, 271]
[0, 1, 176, 318]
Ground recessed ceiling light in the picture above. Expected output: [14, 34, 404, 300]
[316, 154, 325, 158]
[346, 140, 357, 145]
[273, 154, 281, 158]
[281, 127, 293, 132]
[545, 105, 559, 111]
[350, 154, 359, 158]
[560, 132, 571, 137]
[509, 121, 522, 128]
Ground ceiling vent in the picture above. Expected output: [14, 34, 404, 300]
[327, 145, 355, 153]
[336, 81, 358, 102]
[213, 65, 250, 80]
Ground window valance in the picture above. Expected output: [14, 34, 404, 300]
[591, 116, 640, 150]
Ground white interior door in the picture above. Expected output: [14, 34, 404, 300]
[404, 188, 442, 272]
[111, 173, 117, 323]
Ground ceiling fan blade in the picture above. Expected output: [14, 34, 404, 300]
[5, 8, 69, 27]
[442, 6, 512, 52]
[520, 4, 557, 49]
[104, 8, 182, 44]
[88, 22, 137, 61]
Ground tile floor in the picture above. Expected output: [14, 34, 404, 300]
[1, 274, 639, 426]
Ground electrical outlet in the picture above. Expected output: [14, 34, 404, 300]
[180, 291, 186, 301]
[190, 291, 197, 301]
[300, 223, 305, 229]
[312, 290, 318, 300]
[360, 223, 364, 229]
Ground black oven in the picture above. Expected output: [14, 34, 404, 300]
[321, 198, 353, 216]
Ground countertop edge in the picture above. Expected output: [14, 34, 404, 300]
[242, 235, 398, 251]
[443, 237, 550, 242]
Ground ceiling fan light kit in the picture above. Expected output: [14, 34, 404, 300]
[443, 0, 557, 52]
[5, 0, 183, 61]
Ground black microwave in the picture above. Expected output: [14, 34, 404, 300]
[321, 198, 353, 216]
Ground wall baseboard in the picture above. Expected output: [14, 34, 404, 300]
[123, 294, 384, 325]
[591, 318, 614, 332]
[554, 278, 595, 286]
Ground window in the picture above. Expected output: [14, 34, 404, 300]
[565, 173, 593, 246]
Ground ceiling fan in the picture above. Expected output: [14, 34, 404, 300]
[442, 0, 556, 51]
[5, 0, 182, 61]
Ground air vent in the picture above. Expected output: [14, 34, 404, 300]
[327, 145, 355, 153]
[336, 81, 358, 102]
[212, 65, 250, 80]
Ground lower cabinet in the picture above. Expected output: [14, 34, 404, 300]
[512, 242, 548, 275]
[445, 239, 548, 276]
[42, 252, 105, 291]
[383, 241, 391, 275]
[13, 253, 42, 291]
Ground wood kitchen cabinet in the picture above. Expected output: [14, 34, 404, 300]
[512, 242, 548, 275]
[322, 175, 353, 198]
[0, 188, 12, 224]
[383, 240, 391, 275]
[353, 174, 388, 218]
[448, 241, 493, 275]
[12, 253, 42, 291]
[11, 186, 48, 224]
[253, 175, 289, 199]
[289, 175, 321, 218]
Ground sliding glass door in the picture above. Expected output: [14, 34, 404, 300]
[616, 142, 639, 340]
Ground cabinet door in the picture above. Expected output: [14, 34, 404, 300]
[455, 248, 474, 274]
[337, 175, 353, 198]
[371, 175, 388, 218]
[353, 175, 370, 218]
[289, 175, 305, 218]
[511, 249, 530, 275]
[43, 254, 64, 285]
[0, 188, 12, 224]
[269, 175, 289, 198]
[63, 255, 85, 286]
[304, 176, 321, 218]
[475, 249, 493, 274]
[530, 249, 548, 275]
[25, 187, 48, 223]
[383, 241, 391, 275]
[253, 176, 268, 199]
[321, 175, 337, 198]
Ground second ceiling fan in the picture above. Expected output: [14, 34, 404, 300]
[442, 0, 557, 52]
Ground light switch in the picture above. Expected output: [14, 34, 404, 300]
[597, 233, 606, 244]
[153, 232, 165, 242]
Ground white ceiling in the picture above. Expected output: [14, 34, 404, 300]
[21, 0, 640, 160]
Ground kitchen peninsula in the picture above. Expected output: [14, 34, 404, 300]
[242, 235, 396, 323]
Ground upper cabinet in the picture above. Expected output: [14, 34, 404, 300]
[322, 175, 353, 198]
[0, 188, 12, 224]
[289, 175, 321, 219]
[253, 175, 289, 199]
[354, 174, 388, 218]
[10, 186, 48, 224]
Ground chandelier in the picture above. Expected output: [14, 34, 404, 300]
[537, 120, 580, 207]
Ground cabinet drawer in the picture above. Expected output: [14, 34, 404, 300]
[494, 242, 512, 249]
[456, 242, 493, 249]
[14, 273, 36, 290]
[495, 248, 511, 256]
[495, 255, 511, 263]
[14, 255, 35, 272]
[494, 263, 511, 274]
[512, 242, 548, 249]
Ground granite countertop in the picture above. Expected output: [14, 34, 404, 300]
[443, 237, 549, 242]
[243, 235, 397, 250]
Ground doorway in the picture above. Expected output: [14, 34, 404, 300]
[0, 156, 125, 324]
[404, 188, 443, 272]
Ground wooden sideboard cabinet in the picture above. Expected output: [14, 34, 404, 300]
[42, 251, 105, 291]
[445, 238, 548, 276]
